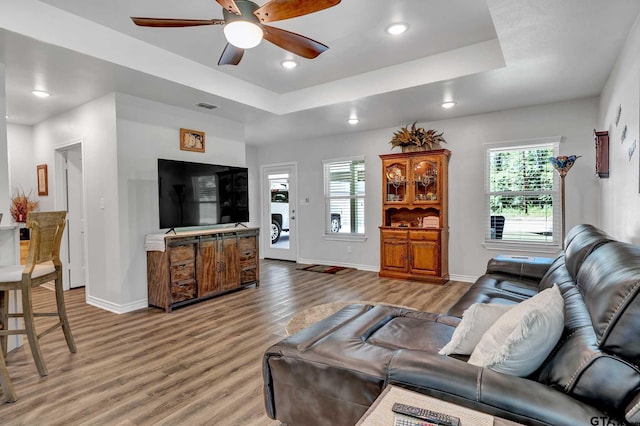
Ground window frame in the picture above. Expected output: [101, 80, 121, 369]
[322, 156, 367, 241]
[483, 137, 561, 252]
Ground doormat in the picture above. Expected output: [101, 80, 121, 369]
[296, 264, 356, 275]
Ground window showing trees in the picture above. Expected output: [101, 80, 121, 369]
[323, 157, 365, 237]
[486, 140, 559, 244]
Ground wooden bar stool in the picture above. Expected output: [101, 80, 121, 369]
[0, 211, 77, 401]
[0, 331, 16, 402]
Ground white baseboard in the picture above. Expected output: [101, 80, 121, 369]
[86, 295, 148, 314]
[449, 274, 478, 283]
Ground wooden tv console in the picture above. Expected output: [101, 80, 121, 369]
[146, 227, 259, 312]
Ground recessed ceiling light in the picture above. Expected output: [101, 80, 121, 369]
[32, 90, 51, 98]
[386, 23, 408, 35]
[441, 101, 456, 109]
[281, 59, 297, 69]
[348, 118, 359, 125]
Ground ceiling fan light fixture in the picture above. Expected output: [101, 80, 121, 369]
[386, 23, 408, 35]
[224, 21, 263, 49]
[281, 59, 297, 69]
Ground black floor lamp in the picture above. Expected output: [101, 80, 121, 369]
[549, 155, 580, 249]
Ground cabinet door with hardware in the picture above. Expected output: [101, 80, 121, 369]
[219, 235, 240, 292]
[380, 230, 409, 273]
[409, 239, 439, 276]
[198, 237, 220, 297]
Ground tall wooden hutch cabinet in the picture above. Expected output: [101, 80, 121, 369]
[379, 149, 450, 284]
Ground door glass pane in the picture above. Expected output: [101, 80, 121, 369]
[269, 174, 289, 248]
[413, 160, 437, 202]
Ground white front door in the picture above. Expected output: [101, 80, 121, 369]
[262, 164, 297, 261]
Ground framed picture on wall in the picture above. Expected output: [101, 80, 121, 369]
[37, 164, 48, 196]
[180, 128, 205, 153]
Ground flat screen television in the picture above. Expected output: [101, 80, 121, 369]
[158, 158, 249, 229]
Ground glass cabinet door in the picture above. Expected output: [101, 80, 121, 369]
[384, 160, 408, 203]
[412, 159, 438, 203]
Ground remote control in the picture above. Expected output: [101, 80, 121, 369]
[392, 402, 461, 426]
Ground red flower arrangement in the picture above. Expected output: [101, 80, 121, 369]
[10, 189, 39, 223]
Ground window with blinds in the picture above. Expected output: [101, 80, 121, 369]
[323, 157, 365, 236]
[485, 139, 560, 246]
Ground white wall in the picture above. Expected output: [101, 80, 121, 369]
[245, 145, 260, 227]
[33, 93, 120, 307]
[598, 13, 640, 244]
[114, 94, 247, 311]
[258, 97, 599, 280]
[7, 124, 37, 197]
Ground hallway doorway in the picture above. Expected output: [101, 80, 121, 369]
[55, 142, 87, 290]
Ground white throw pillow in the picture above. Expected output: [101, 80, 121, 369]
[468, 284, 565, 377]
[439, 303, 513, 355]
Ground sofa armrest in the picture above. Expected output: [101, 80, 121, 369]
[486, 255, 554, 281]
[387, 350, 620, 426]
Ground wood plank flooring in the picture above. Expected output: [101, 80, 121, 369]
[0, 260, 469, 425]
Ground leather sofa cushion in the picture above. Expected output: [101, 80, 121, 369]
[564, 223, 609, 250]
[556, 281, 593, 330]
[446, 274, 533, 317]
[486, 255, 554, 280]
[563, 224, 612, 279]
[537, 326, 640, 415]
[367, 316, 454, 353]
[577, 241, 640, 364]
[538, 256, 573, 290]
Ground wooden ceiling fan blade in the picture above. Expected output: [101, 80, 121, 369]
[262, 25, 328, 59]
[218, 43, 245, 65]
[254, 0, 340, 23]
[216, 0, 241, 15]
[131, 17, 224, 27]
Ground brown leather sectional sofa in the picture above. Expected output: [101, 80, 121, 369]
[263, 224, 640, 425]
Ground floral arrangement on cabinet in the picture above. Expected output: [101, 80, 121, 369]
[10, 189, 39, 223]
[390, 122, 447, 152]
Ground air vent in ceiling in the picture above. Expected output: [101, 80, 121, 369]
[195, 102, 218, 110]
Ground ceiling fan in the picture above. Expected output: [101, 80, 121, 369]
[131, 0, 341, 66]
